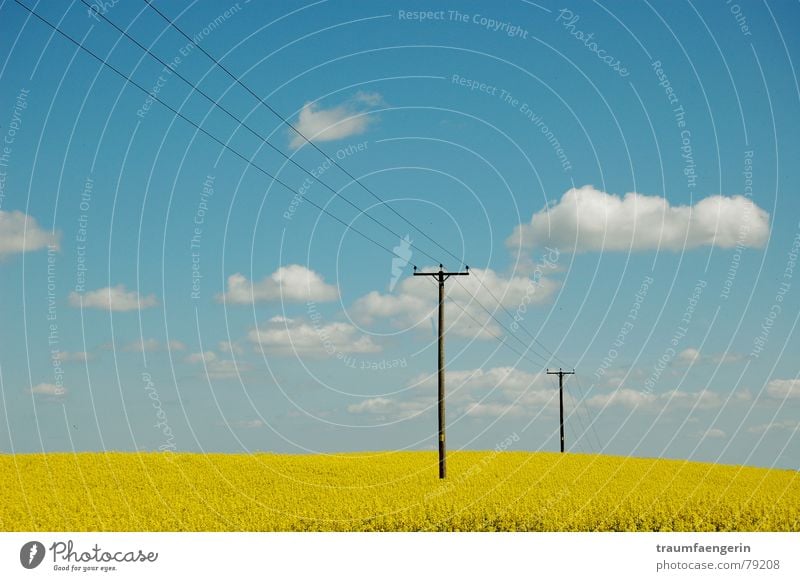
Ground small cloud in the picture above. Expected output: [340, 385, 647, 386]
[588, 388, 724, 411]
[218, 265, 338, 304]
[766, 379, 800, 400]
[122, 338, 186, 353]
[168, 340, 187, 351]
[248, 317, 380, 357]
[218, 341, 244, 356]
[54, 351, 92, 363]
[347, 396, 433, 420]
[676, 348, 701, 365]
[230, 419, 264, 429]
[184, 350, 250, 379]
[69, 285, 158, 312]
[184, 351, 217, 364]
[353, 91, 384, 106]
[702, 428, 726, 439]
[289, 92, 382, 149]
[675, 348, 743, 366]
[747, 420, 799, 434]
[29, 382, 67, 399]
[0, 210, 59, 258]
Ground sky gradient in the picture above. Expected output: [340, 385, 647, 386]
[0, 0, 798, 469]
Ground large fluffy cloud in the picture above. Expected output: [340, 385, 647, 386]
[507, 186, 770, 253]
[69, 285, 158, 311]
[218, 265, 338, 304]
[351, 266, 559, 339]
[248, 316, 380, 357]
[289, 92, 382, 149]
[0, 210, 59, 257]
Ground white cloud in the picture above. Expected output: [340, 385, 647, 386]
[289, 92, 383, 149]
[184, 350, 250, 379]
[29, 382, 67, 398]
[218, 265, 338, 304]
[409, 366, 546, 397]
[352, 91, 384, 106]
[122, 338, 185, 353]
[676, 348, 701, 365]
[248, 316, 380, 357]
[185, 351, 217, 364]
[218, 341, 244, 356]
[0, 210, 59, 258]
[347, 396, 433, 420]
[766, 379, 800, 400]
[55, 351, 92, 362]
[231, 419, 264, 429]
[747, 420, 799, 434]
[351, 267, 559, 340]
[69, 285, 158, 312]
[710, 353, 744, 365]
[463, 401, 533, 418]
[594, 366, 647, 389]
[350, 367, 560, 421]
[588, 388, 724, 410]
[675, 348, 743, 367]
[507, 186, 770, 253]
[702, 428, 726, 439]
[588, 388, 656, 409]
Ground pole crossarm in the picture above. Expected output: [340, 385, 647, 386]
[412, 265, 471, 280]
[413, 264, 469, 479]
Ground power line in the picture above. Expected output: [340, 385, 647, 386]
[21, 1, 582, 443]
[472, 275, 567, 367]
[75, 0, 449, 268]
[139, 0, 576, 372]
[451, 277, 551, 366]
[572, 374, 604, 453]
[442, 285, 550, 370]
[14, 0, 418, 267]
[563, 381, 593, 454]
[137, 0, 573, 376]
[20, 0, 603, 463]
[141, 0, 466, 270]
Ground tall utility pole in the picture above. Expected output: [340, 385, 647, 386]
[414, 264, 470, 479]
[547, 368, 575, 453]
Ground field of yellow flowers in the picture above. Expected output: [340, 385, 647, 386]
[1, 451, 797, 531]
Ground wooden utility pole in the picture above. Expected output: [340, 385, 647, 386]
[414, 264, 469, 478]
[547, 368, 575, 453]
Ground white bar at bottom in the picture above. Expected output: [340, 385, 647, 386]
[0, 532, 797, 580]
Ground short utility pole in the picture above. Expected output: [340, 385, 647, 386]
[414, 264, 469, 479]
[547, 368, 575, 453]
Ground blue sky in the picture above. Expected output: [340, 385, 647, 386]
[0, 0, 798, 469]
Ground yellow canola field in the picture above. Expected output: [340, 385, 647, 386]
[1, 451, 797, 531]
